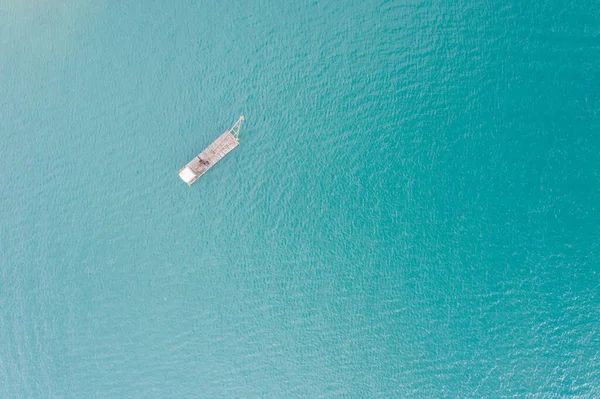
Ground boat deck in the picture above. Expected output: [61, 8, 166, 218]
[178, 130, 239, 186]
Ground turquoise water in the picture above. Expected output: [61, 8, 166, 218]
[1, 0, 599, 397]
